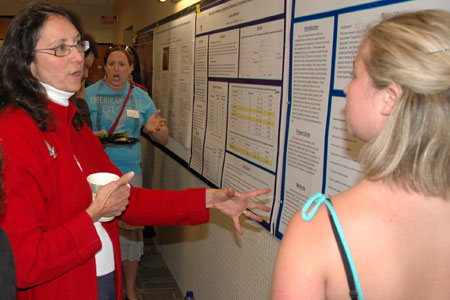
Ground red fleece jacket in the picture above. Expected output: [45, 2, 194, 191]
[0, 101, 209, 300]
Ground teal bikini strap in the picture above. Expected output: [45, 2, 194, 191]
[302, 193, 364, 300]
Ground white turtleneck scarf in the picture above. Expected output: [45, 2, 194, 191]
[40, 82, 74, 106]
[40, 82, 115, 276]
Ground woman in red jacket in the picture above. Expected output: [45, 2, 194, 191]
[0, 3, 270, 300]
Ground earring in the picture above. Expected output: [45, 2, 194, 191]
[128, 74, 134, 83]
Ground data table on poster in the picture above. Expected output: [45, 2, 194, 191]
[239, 19, 284, 80]
[227, 84, 281, 172]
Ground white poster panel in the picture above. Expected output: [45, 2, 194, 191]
[153, 13, 195, 160]
[239, 19, 285, 80]
[325, 97, 364, 197]
[222, 153, 276, 223]
[277, 0, 449, 237]
[190, 35, 209, 173]
[278, 17, 334, 234]
[334, 0, 450, 89]
[227, 83, 281, 173]
[208, 29, 239, 78]
[203, 81, 229, 186]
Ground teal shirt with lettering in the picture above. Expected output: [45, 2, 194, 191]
[86, 80, 156, 174]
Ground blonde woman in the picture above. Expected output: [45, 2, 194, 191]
[272, 10, 450, 300]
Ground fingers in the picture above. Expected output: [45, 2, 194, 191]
[232, 217, 243, 235]
[242, 209, 264, 223]
[247, 201, 271, 212]
[224, 187, 235, 198]
[96, 182, 118, 201]
[97, 171, 133, 200]
[238, 188, 271, 199]
[153, 110, 166, 121]
[152, 110, 165, 122]
[146, 110, 166, 132]
[156, 119, 166, 131]
[102, 171, 134, 199]
[233, 210, 265, 235]
[116, 171, 134, 187]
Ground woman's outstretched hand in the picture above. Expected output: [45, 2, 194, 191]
[144, 110, 165, 133]
[206, 187, 271, 235]
[144, 110, 169, 145]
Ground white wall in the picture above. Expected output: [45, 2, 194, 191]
[141, 137, 280, 300]
[0, 3, 114, 43]
[113, 0, 202, 43]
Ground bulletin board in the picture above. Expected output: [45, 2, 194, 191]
[137, 0, 449, 239]
[277, 0, 448, 239]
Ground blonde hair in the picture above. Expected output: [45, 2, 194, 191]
[359, 10, 450, 198]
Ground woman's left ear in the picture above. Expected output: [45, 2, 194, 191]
[30, 62, 37, 77]
[381, 83, 400, 116]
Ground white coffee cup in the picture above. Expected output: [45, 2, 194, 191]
[87, 172, 120, 222]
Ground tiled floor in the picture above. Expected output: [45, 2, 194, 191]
[123, 237, 184, 300]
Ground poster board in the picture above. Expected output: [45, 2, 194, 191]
[152, 13, 196, 161]
[150, 0, 290, 231]
[276, 0, 448, 238]
[142, 0, 449, 238]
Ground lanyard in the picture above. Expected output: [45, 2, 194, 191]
[108, 81, 134, 135]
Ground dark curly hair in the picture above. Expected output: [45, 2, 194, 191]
[0, 3, 85, 131]
[83, 32, 99, 59]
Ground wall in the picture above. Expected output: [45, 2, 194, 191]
[141, 137, 280, 300]
[0, 3, 114, 43]
[113, 0, 202, 43]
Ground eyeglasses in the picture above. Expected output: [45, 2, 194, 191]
[35, 40, 90, 57]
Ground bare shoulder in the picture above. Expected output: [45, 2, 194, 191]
[272, 183, 388, 300]
[327, 181, 450, 299]
[272, 199, 334, 300]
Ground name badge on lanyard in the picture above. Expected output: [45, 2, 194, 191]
[126, 109, 140, 119]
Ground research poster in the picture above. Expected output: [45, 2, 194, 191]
[152, 13, 196, 161]
[150, 0, 289, 230]
[276, 0, 449, 238]
[189, 0, 290, 229]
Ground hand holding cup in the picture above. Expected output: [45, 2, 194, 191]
[86, 171, 134, 222]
